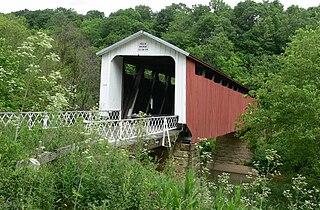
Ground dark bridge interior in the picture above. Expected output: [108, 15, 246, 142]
[121, 56, 175, 118]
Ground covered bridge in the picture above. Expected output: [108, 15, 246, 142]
[96, 31, 252, 143]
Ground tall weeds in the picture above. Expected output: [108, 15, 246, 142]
[1, 124, 320, 209]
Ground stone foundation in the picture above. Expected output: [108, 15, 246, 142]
[172, 141, 197, 174]
[208, 132, 254, 183]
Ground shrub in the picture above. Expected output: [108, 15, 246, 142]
[1, 123, 320, 209]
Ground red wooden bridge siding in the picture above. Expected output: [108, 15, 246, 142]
[186, 58, 253, 143]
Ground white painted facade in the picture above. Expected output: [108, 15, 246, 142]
[97, 31, 188, 124]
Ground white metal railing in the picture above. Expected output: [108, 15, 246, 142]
[0, 110, 121, 129]
[85, 115, 179, 142]
[0, 110, 178, 145]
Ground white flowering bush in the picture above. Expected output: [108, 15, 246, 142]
[206, 172, 246, 209]
[204, 149, 283, 209]
[240, 171, 272, 209]
[15, 31, 71, 111]
[283, 174, 320, 210]
[240, 149, 281, 209]
[253, 148, 283, 175]
[0, 32, 71, 111]
[195, 137, 216, 176]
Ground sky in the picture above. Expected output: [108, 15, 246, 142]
[0, 0, 319, 15]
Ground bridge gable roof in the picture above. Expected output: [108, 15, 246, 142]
[96, 30, 190, 57]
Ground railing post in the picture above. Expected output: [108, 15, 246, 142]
[162, 117, 171, 147]
[27, 113, 32, 130]
[119, 121, 123, 140]
[43, 113, 48, 129]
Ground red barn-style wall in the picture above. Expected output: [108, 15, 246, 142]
[186, 57, 253, 143]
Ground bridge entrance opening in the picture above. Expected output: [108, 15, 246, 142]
[121, 56, 175, 119]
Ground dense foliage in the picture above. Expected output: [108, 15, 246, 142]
[1, 0, 319, 111]
[1, 124, 319, 209]
[239, 26, 320, 182]
[1, 0, 320, 208]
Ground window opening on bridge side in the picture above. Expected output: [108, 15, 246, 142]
[194, 64, 246, 94]
[144, 69, 152, 79]
[171, 77, 175, 85]
[124, 63, 136, 75]
[158, 73, 166, 83]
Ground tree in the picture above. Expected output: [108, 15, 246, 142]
[85, 10, 105, 20]
[231, 0, 285, 55]
[210, 0, 231, 14]
[135, 5, 154, 20]
[239, 26, 320, 177]
[0, 38, 22, 111]
[154, 3, 188, 35]
[192, 12, 235, 44]
[276, 5, 320, 51]
[12, 9, 56, 29]
[135, 5, 156, 34]
[190, 4, 211, 23]
[101, 8, 149, 47]
[0, 14, 30, 48]
[188, 32, 244, 80]
[80, 18, 104, 47]
[240, 16, 277, 55]
[54, 20, 100, 109]
[160, 7, 195, 49]
[47, 7, 83, 29]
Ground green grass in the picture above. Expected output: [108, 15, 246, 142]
[0, 123, 88, 168]
[1, 124, 319, 209]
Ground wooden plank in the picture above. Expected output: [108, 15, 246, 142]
[146, 71, 157, 113]
[127, 66, 144, 117]
[159, 76, 170, 114]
